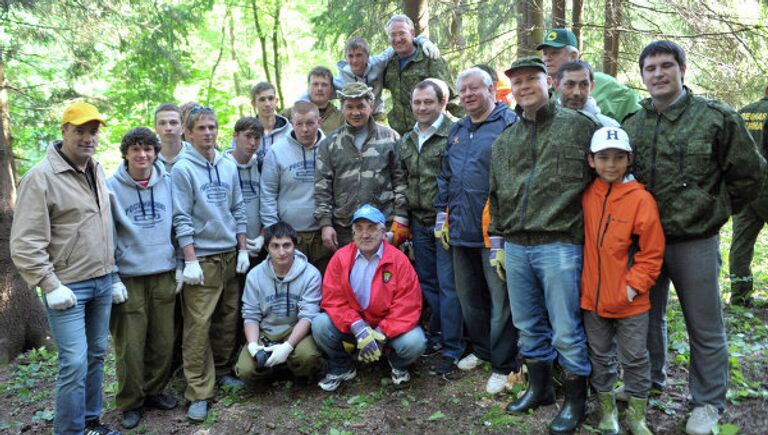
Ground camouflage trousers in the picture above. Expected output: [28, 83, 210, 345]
[297, 230, 333, 276]
[729, 205, 768, 305]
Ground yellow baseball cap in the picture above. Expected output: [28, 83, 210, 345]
[61, 102, 107, 127]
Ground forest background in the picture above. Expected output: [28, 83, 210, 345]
[1, 0, 767, 433]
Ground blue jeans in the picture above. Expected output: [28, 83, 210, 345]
[311, 313, 426, 373]
[504, 242, 590, 376]
[44, 274, 112, 435]
[411, 221, 465, 360]
[453, 246, 519, 374]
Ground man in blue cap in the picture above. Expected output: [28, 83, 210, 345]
[312, 204, 425, 391]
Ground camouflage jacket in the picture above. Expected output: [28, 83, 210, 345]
[622, 88, 766, 241]
[383, 49, 463, 135]
[489, 98, 597, 245]
[283, 102, 345, 136]
[314, 118, 405, 228]
[739, 97, 768, 217]
[399, 116, 454, 226]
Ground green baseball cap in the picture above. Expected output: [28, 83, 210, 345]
[504, 56, 548, 78]
[535, 28, 578, 50]
[337, 82, 374, 100]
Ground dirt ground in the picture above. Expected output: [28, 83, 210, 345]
[1, 306, 766, 434]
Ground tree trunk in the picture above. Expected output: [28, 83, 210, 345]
[0, 52, 49, 363]
[228, 13, 243, 119]
[603, 0, 621, 77]
[404, 0, 430, 37]
[552, 0, 566, 28]
[250, 0, 272, 86]
[517, 0, 537, 56]
[572, 0, 583, 51]
[271, 0, 284, 112]
[450, 0, 466, 48]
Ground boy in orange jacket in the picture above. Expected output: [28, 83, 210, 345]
[581, 127, 665, 435]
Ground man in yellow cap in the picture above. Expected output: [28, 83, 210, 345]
[11, 102, 119, 434]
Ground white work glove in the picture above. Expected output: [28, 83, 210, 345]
[236, 250, 250, 274]
[420, 39, 441, 59]
[46, 285, 78, 311]
[264, 341, 294, 367]
[627, 285, 638, 303]
[247, 341, 265, 358]
[175, 267, 184, 294]
[246, 236, 264, 257]
[112, 281, 128, 304]
[183, 260, 204, 285]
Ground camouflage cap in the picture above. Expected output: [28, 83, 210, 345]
[504, 56, 548, 78]
[338, 82, 374, 101]
[536, 28, 578, 50]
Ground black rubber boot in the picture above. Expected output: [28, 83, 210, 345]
[506, 360, 555, 414]
[548, 372, 588, 434]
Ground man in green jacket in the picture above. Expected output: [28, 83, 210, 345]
[729, 82, 768, 306]
[492, 57, 597, 434]
[622, 40, 765, 435]
[382, 15, 463, 135]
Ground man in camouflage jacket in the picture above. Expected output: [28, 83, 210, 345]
[314, 82, 406, 250]
[622, 41, 765, 434]
[383, 15, 463, 135]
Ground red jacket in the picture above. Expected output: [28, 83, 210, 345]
[321, 241, 422, 338]
[581, 178, 665, 318]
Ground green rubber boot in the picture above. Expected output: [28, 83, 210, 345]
[597, 391, 619, 434]
[627, 396, 653, 435]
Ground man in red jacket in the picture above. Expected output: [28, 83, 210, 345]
[312, 204, 426, 391]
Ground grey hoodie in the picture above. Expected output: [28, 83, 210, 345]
[171, 146, 247, 257]
[223, 149, 261, 238]
[257, 115, 292, 170]
[157, 141, 192, 173]
[108, 161, 176, 277]
[241, 250, 321, 337]
[260, 130, 326, 232]
[581, 97, 620, 127]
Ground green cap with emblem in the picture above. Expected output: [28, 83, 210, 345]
[504, 56, 548, 78]
[536, 28, 578, 50]
[337, 82, 375, 101]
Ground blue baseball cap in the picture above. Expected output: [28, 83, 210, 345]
[352, 204, 386, 225]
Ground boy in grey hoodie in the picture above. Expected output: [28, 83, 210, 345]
[171, 106, 249, 422]
[108, 127, 179, 429]
[234, 222, 323, 384]
[261, 101, 332, 273]
[250, 82, 292, 171]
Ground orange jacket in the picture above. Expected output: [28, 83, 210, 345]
[580, 178, 665, 318]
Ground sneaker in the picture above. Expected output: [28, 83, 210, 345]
[457, 353, 482, 371]
[685, 404, 720, 435]
[85, 419, 120, 435]
[422, 338, 443, 358]
[187, 400, 208, 422]
[145, 392, 178, 410]
[391, 367, 411, 385]
[486, 372, 508, 394]
[436, 356, 458, 375]
[218, 374, 245, 390]
[120, 409, 141, 429]
[318, 368, 357, 392]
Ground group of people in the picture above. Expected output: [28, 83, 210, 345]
[9, 14, 768, 435]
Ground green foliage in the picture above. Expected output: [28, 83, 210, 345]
[0, 346, 57, 404]
[480, 404, 529, 431]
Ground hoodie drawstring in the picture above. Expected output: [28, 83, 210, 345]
[149, 186, 156, 219]
[237, 168, 257, 194]
[135, 187, 146, 217]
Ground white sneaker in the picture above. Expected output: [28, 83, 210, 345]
[685, 404, 720, 435]
[486, 372, 508, 394]
[457, 353, 481, 371]
[391, 367, 411, 385]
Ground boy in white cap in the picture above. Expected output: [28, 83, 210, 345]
[581, 127, 665, 435]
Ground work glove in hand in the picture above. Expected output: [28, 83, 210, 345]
[246, 236, 264, 257]
[236, 250, 250, 274]
[264, 342, 294, 367]
[46, 285, 77, 310]
[627, 286, 638, 303]
[247, 341, 265, 358]
[175, 267, 184, 294]
[183, 260, 204, 285]
[111, 281, 128, 304]
[434, 211, 450, 251]
[488, 236, 506, 282]
[389, 219, 412, 247]
[350, 320, 385, 363]
[420, 38, 441, 59]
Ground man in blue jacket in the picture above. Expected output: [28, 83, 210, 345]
[435, 67, 521, 394]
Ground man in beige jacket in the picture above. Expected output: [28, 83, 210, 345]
[10, 102, 120, 435]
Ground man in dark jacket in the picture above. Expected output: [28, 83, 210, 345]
[622, 41, 765, 435]
[492, 57, 597, 434]
[435, 67, 520, 394]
